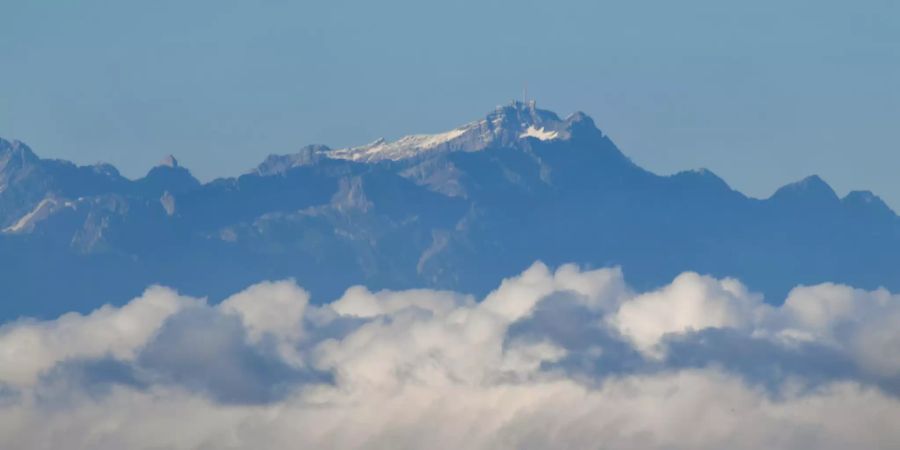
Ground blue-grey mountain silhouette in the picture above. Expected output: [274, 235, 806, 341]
[1, 101, 897, 319]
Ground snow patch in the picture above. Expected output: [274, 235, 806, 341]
[3, 197, 74, 234]
[327, 127, 469, 162]
[520, 125, 559, 141]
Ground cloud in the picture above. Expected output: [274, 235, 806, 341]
[610, 272, 765, 356]
[0, 262, 899, 449]
[0, 286, 196, 387]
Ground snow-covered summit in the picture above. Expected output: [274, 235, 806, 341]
[323, 101, 589, 163]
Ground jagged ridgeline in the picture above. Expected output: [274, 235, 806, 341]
[1, 101, 898, 319]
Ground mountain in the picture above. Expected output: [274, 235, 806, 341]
[1, 101, 898, 319]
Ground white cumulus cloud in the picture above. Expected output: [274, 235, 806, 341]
[0, 262, 899, 449]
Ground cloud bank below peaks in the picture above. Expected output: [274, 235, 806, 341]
[1, 262, 899, 449]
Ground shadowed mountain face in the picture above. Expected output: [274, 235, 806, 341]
[1, 101, 897, 319]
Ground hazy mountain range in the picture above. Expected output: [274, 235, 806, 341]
[2, 101, 897, 319]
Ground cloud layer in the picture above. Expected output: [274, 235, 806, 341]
[1, 262, 899, 449]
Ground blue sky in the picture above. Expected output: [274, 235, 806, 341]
[1, 0, 898, 205]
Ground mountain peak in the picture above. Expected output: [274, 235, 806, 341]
[770, 175, 840, 205]
[843, 190, 896, 218]
[488, 100, 563, 129]
[141, 155, 199, 196]
[0, 138, 39, 161]
[495, 99, 544, 115]
[792, 175, 834, 194]
[255, 145, 328, 176]
[322, 101, 596, 163]
[159, 154, 179, 168]
[0, 139, 40, 181]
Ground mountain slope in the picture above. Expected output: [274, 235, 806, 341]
[1, 101, 897, 319]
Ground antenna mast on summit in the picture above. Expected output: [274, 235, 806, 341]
[523, 82, 528, 104]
